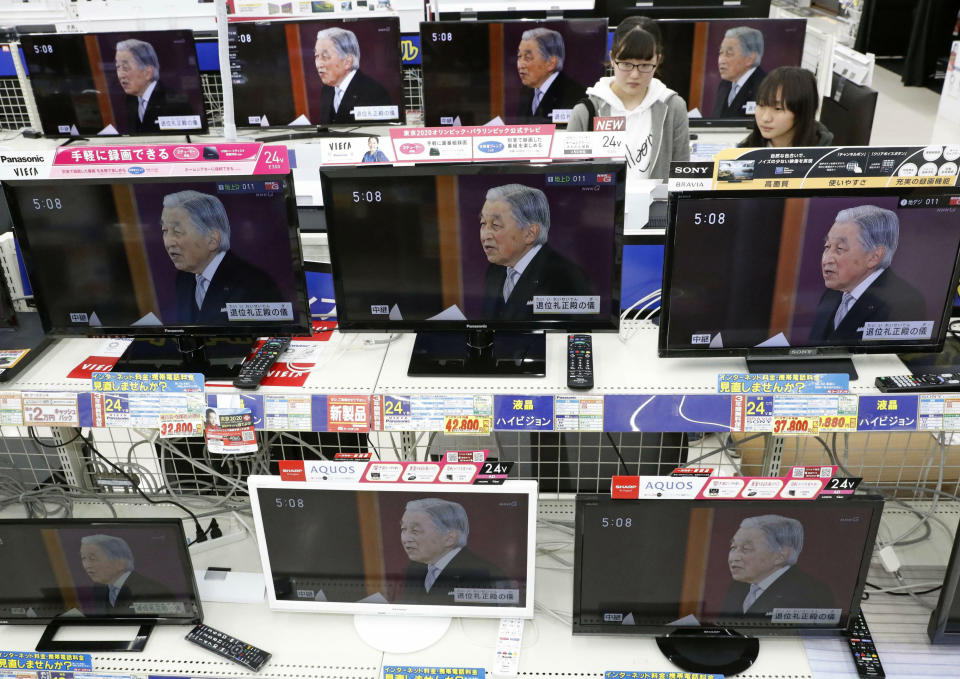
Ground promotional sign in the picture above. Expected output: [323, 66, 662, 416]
[0, 653, 91, 672]
[90, 373, 205, 432]
[205, 407, 257, 454]
[718, 373, 850, 395]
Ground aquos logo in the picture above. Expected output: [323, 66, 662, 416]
[128, 166, 145, 175]
[644, 480, 695, 492]
[399, 143, 425, 155]
[478, 141, 504, 154]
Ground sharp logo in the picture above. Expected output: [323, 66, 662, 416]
[1, 155, 44, 163]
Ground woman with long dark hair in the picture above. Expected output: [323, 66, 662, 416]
[740, 66, 833, 147]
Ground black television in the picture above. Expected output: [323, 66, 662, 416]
[574, 496, 883, 675]
[0, 519, 202, 652]
[420, 19, 608, 127]
[229, 17, 404, 129]
[597, 0, 772, 23]
[929, 517, 960, 643]
[0, 266, 51, 382]
[3, 174, 311, 378]
[819, 73, 878, 146]
[320, 161, 625, 376]
[655, 18, 807, 127]
[20, 30, 207, 137]
[658, 187, 960, 378]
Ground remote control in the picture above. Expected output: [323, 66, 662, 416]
[233, 338, 291, 389]
[846, 611, 885, 678]
[567, 334, 594, 389]
[185, 623, 271, 672]
[875, 372, 960, 393]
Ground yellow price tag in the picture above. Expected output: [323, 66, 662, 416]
[818, 414, 857, 432]
[443, 415, 492, 435]
[772, 416, 819, 436]
[158, 412, 204, 438]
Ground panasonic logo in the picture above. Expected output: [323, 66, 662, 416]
[1, 155, 44, 163]
[465, 324, 488, 329]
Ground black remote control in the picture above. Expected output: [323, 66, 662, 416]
[846, 611, 885, 678]
[567, 334, 594, 389]
[185, 623, 271, 672]
[233, 338, 291, 389]
[875, 372, 960, 393]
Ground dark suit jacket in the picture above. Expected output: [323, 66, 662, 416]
[398, 547, 512, 605]
[482, 244, 595, 320]
[319, 69, 391, 124]
[123, 81, 197, 134]
[515, 70, 585, 124]
[808, 268, 927, 344]
[173, 250, 284, 325]
[720, 566, 835, 617]
[87, 570, 175, 616]
[711, 67, 767, 118]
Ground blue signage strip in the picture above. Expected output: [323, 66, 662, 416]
[312, 394, 327, 431]
[603, 394, 733, 432]
[0, 652, 92, 672]
[77, 393, 94, 428]
[856, 395, 919, 431]
[493, 395, 554, 431]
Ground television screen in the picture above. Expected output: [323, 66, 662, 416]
[659, 189, 960, 357]
[248, 477, 538, 618]
[320, 162, 624, 331]
[0, 519, 201, 624]
[655, 18, 807, 125]
[229, 17, 404, 128]
[3, 176, 310, 337]
[420, 19, 608, 126]
[21, 30, 207, 137]
[929, 522, 960, 643]
[574, 496, 882, 633]
[819, 73, 878, 146]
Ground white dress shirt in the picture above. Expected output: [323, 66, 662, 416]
[728, 66, 757, 106]
[333, 69, 357, 113]
[107, 570, 132, 606]
[503, 243, 542, 302]
[532, 71, 559, 114]
[742, 564, 791, 612]
[834, 268, 885, 329]
[425, 546, 462, 591]
[195, 250, 226, 309]
[138, 80, 158, 122]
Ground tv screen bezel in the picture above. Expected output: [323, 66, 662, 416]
[320, 160, 625, 334]
[658, 186, 960, 359]
[0, 518, 203, 626]
[247, 476, 539, 619]
[3, 173, 312, 339]
[572, 495, 884, 636]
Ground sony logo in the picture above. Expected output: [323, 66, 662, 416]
[0, 155, 44, 163]
[674, 165, 710, 175]
[788, 348, 817, 355]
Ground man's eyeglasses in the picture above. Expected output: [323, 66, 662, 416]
[613, 60, 657, 74]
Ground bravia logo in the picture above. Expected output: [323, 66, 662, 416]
[0, 155, 44, 163]
[128, 166, 145, 175]
[478, 141, 504, 154]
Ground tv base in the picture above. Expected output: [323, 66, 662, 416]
[0, 312, 52, 382]
[745, 355, 858, 380]
[36, 620, 154, 652]
[408, 330, 546, 377]
[353, 614, 451, 653]
[112, 336, 257, 379]
[656, 627, 759, 676]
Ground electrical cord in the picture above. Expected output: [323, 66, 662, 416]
[865, 581, 942, 596]
[603, 431, 629, 474]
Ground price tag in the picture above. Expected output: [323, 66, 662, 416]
[444, 415, 492, 435]
[772, 416, 819, 435]
[158, 412, 204, 438]
[818, 414, 857, 431]
[22, 392, 79, 426]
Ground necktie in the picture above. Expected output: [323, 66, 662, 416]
[195, 275, 209, 310]
[531, 89, 543, 115]
[833, 292, 855, 329]
[424, 565, 440, 592]
[108, 585, 120, 606]
[503, 267, 520, 301]
[727, 82, 740, 106]
[334, 87, 344, 113]
[138, 97, 147, 122]
[742, 583, 762, 613]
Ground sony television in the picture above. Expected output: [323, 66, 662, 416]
[596, 0, 772, 23]
[20, 30, 207, 137]
[929, 517, 960, 643]
[658, 186, 960, 377]
[229, 17, 404, 129]
[0, 519, 201, 652]
[248, 476, 538, 652]
[3, 173, 311, 378]
[574, 496, 883, 675]
[320, 161, 625, 376]
[819, 73, 878, 146]
[420, 19, 608, 127]
[654, 18, 807, 127]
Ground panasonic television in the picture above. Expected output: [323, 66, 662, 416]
[0, 519, 201, 652]
[819, 73, 878, 146]
[229, 17, 404, 129]
[574, 496, 883, 675]
[320, 161, 625, 376]
[596, 0, 772, 23]
[21, 30, 207, 137]
[658, 186, 960, 378]
[3, 173, 311, 378]
[248, 476, 538, 652]
[420, 19, 608, 127]
[929, 519, 960, 643]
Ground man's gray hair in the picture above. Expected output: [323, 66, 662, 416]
[316, 27, 360, 70]
[835, 204, 899, 269]
[725, 26, 764, 65]
[521, 27, 565, 71]
[739, 515, 803, 566]
[81, 534, 135, 571]
[485, 184, 550, 246]
[162, 191, 231, 252]
[116, 39, 160, 81]
[405, 498, 469, 549]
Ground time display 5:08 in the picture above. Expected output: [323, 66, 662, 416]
[352, 190, 383, 203]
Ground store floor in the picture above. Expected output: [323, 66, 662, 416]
[870, 64, 959, 145]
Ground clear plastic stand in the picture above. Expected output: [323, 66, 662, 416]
[353, 614, 452, 653]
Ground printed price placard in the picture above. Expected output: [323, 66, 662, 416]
[817, 414, 857, 431]
[21, 392, 79, 426]
[772, 416, 819, 435]
[444, 415, 493, 435]
[158, 412, 204, 438]
[0, 392, 23, 425]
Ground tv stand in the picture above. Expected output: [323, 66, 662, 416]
[37, 620, 154, 652]
[746, 355, 859, 380]
[112, 336, 257, 379]
[254, 125, 378, 143]
[656, 627, 759, 676]
[353, 614, 450, 653]
[408, 329, 546, 377]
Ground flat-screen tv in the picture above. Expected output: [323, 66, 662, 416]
[659, 188, 960, 376]
[320, 161, 624, 376]
[229, 17, 404, 129]
[655, 18, 807, 127]
[3, 174, 311, 377]
[819, 73, 878, 146]
[929, 518, 960, 643]
[420, 19, 608, 126]
[248, 476, 537, 650]
[574, 496, 883, 674]
[597, 0, 773, 23]
[21, 30, 207, 137]
[0, 519, 201, 651]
